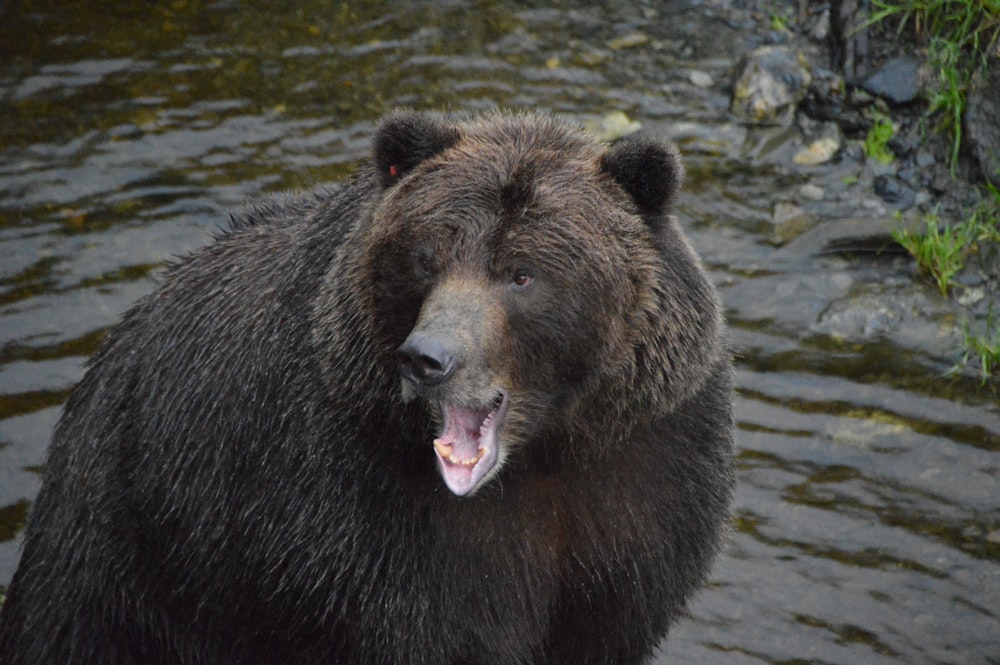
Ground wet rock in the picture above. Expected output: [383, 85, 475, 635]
[897, 166, 917, 183]
[665, 121, 747, 158]
[799, 183, 825, 201]
[873, 175, 915, 208]
[793, 121, 841, 165]
[742, 124, 803, 165]
[812, 283, 963, 357]
[954, 264, 985, 288]
[689, 70, 713, 88]
[607, 32, 650, 51]
[793, 136, 839, 165]
[930, 167, 952, 194]
[571, 41, 610, 67]
[957, 287, 985, 306]
[965, 61, 1000, 185]
[888, 119, 922, 158]
[801, 86, 868, 135]
[781, 215, 923, 257]
[866, 149, 897, 176]
[731, 46, 812, 126]
[816, 294, 902, 340]
[915, 150, 935, 169]
[769, 201, 816, 245]
[860, 56, 922, 105]
[586, 111, 642, 142]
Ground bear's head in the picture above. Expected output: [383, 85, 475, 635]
[361, 111, 723, 497]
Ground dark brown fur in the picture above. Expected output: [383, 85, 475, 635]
[0, 111, 734, 665]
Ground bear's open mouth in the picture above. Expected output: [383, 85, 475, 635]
[432, 391, 508, 496]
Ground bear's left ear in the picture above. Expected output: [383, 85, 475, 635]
[373, 110, 462, 188]
[600, 136, 684, 218]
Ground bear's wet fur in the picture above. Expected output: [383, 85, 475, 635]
[0, 111, 735, 665]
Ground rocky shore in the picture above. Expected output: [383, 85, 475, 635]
[714, 0, 998, 386]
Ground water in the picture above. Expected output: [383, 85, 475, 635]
[1, 2, 998, 663]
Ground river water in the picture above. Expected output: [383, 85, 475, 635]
[1, 2, 998, 663]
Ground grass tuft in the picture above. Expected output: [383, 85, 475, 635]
[961, 304, 1000, 383]
[864, 112, 896, 164]
[892, 212, 970, 295]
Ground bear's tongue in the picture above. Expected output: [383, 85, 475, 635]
[432, 401, 501, 496]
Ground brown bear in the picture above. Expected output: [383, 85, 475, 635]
[0, 111, 735, 665]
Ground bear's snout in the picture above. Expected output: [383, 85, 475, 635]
[397, 334, 457, 387]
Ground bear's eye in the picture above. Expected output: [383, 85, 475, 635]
[511, 270, 534, 289]
[415, 252, 435, 279]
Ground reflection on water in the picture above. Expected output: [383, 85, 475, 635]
[1, 2, 997, 663]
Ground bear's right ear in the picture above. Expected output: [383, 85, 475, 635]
[600, 136, 684, 219]
[373, 111, 461, 188]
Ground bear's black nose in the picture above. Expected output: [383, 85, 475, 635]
[396, 335, 456, 387]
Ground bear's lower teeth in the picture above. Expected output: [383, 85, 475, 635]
[433, 439, 486, 467]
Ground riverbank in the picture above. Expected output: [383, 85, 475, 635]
[709, 0, 999, 386]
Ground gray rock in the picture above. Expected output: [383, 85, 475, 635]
[888, 120, 921, 157]
[915, 150, 936, 168]
[769, 202, 817, 245]
[874, 175, 916, 208]
[793, 121, 842, 165]
[860, 56, 922, 105]
[731, 46, 812, 126]
[965, 59, 1000, 185]
[930, 167, 952, 194]
[689, 70, 713, 88]
[814, 292, 904, 341]
[798, 183, 825, 201]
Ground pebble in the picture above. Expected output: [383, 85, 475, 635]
[915, 151, 936, 168]
[957, 287, 985, 307]
[689, 70, 713, 88]
[586, 111, 642, 142]
[794, 137, 840, 165]
[930, 169, 951, 194]
[607, 32, 650, 51]
[793, 121, 842, 166]
[798, 183, 825, 201]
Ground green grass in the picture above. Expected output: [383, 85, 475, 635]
[961, 304, 1000, 383]
[926, 36, 968, 170]
[895, 186, 1000, 383]
[864, 112, 896, 164]
[867, 0, 1000, 170]
[894, 183, 1000, 295]
[893, 212, 970, 295]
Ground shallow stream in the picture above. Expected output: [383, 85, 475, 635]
[1, 2, 997, 663]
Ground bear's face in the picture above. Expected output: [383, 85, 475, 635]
[360, 112, 711, 497]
